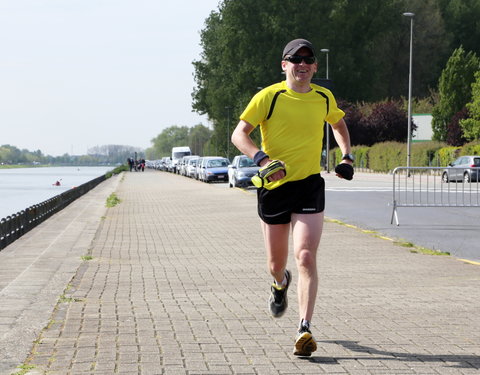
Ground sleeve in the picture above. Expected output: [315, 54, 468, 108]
[240, 90, 271, 128]
[325, 91, 345, 125]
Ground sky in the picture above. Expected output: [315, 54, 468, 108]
[0, 0, 221, 156]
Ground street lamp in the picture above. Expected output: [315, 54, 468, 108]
[225, 106, 232, 158]
[320, 48, 331, 172]
[320, 48, 329, 79]
[403, 12, 414, 172]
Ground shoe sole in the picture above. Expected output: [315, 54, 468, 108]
[294, 332, 317, 356]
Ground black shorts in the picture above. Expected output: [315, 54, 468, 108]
[257, 174, 325, 225]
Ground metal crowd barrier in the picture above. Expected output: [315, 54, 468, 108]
[391, 166, 480, 225]
[0, 175, 106, 250]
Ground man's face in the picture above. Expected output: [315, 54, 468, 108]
[281, 47, 318, 84]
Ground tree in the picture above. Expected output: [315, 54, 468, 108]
[188, 124, 213, 156]
[147, 125, 212, 158]
[431, 47, 480, 141]
[327, 0, 448, 101]
[192, 0, 452, 150]
[446, 107, 468, 146]
[438, 0, 480, 57]
[150, 126, 190, 157]
[336, 100, 366, 146]
[361, 101, 413, 146]
[460, 71, 480, 141]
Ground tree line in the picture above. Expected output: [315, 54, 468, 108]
[0, 144, 144, 166]
[185, 0, 480, 159]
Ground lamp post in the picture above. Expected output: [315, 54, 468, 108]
[320, 48, 329, 79]
[403, 12, 414, 172]
[320, 48, 331, 172]
[225, 106, 232, 159]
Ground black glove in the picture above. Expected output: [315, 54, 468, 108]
[335, 163, 354, 180]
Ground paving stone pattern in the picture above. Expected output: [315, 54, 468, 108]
[3, 170, 480, 374]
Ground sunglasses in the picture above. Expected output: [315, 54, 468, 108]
[284, 55, 316, 64]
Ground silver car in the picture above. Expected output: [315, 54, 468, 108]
[198, 156, 230, 183]
[186, 157, 199, 178]
[228, 155, 260, 188]
[442, 155, 480, 183]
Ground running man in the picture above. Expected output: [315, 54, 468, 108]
[231, 38, 354, 356]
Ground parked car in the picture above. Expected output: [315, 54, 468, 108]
[179, 155, 199, 176]
[228, 155, 260, 188]
[442, 155, 480, 183]
[186, 156, 200, 178]
[197, 157, 230, 183]
[194, 157, 204, 180]
[161, 157, 171, 171]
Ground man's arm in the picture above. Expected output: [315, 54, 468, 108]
[330, 118, 352, 165]
[231, 120, 260, 161]
[231, 120, 285, 180]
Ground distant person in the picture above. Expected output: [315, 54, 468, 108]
[128, 158, 134, 172]
[53, 180, 61, 186]
[139, 158, 145, 172]
[231, 38, 354, 357]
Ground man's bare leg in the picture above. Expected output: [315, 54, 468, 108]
[262, 221, 292, 317]
[261, 221, 290, 284]
[291, 212, 323, 356]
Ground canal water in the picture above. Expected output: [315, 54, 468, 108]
[0, 166, 114, 219]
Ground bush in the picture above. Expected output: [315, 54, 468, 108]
[459, 141, 480, 156]
[329, 141, 474, 172]
[335, 100, 412, 148]
[446, 107, 468, 146]
[106, 164, 128, 178]
[410, 141, 446, 167]
[337, 100, 365, 146]
[352, 145, 370, 169]
[436, 146, 461, 166]
[367, 142, 406, 172]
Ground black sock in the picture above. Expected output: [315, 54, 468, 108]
[299, 319, 310, 331]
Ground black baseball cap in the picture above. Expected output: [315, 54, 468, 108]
[282, 38, 315, 58]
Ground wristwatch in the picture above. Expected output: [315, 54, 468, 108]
[342, 153, 355, 162]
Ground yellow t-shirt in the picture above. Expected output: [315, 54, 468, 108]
[240, 81, 345, 189]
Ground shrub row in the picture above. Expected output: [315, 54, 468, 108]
[329, 140, 480, 173]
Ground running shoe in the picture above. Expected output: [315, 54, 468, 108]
[294, 325, 317, 356]
[268, 269, 291, 317]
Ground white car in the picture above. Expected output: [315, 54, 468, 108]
[186, 157, 200, 178]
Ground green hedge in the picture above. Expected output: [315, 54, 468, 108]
[329, 141, 480, 173]
[105, 164, 129, 178]
[352, 145, 370, 169]
[459, 141, 480, 156]
[368, 142, 406, 172]
[436, 146, 460, 166]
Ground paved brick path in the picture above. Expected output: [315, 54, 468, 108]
[2, 170, 480, 374]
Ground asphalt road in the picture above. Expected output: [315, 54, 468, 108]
[322, 171, 480, 263]
[211, 171, 480, 262]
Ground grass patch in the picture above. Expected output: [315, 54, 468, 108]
[58, 294, 84, 303]
[394, 241, 415, 248]
[105, 164, 128, 178]
[58, 294, 74, 303]
[106, 192, 121, 207]
[326, 217, 451, 257]
[11, 364, 36, 375]
[81, 255, 93, 261]
[410, 247, 450, 256]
